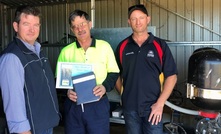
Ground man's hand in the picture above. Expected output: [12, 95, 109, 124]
[93, 85, 106, 99]
[148, 102, 163, 125]
[67, 85, 106, 102]
[67, 89, 77, 102]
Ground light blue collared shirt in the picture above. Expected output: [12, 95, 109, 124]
[0, 38, 41, 133]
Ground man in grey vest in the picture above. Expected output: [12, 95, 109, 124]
[0, 5, 60, 134]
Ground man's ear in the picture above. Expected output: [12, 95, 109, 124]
[128, 19, 131, 26]
[147, 16, 151, 24]
[89, 21, 92, 29]
[70, 27, 74, 33]
[13, 22, 18, 32]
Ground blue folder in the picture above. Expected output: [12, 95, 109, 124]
[72, 71, 99, 105]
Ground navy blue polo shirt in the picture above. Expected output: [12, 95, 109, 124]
[115, 32, 177, 116]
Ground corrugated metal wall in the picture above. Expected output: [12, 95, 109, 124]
[1, 0, 221, 46]
[0, 4, 7, 51]
[0, 0, 135, 47]
[146, 0, 221, 42]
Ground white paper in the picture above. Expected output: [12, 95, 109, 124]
[56, 62, 93, 89]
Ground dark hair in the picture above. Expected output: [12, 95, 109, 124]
[69, 9, 90, 26]
[128, 4, 148, 18]
[14, 5, 41, 23]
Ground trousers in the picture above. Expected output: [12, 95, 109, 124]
[64, 97, 110, 134]
[124, 110, 164, 134]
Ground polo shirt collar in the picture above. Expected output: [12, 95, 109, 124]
[129, 32, 154, 44]
[76, 36, 96, 48]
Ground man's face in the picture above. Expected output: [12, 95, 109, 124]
[128, 10, 150, 33]
[70, 16, 91, 41]
[13, 13, 40, 45]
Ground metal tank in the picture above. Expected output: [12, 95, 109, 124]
[164, 47, 221, 134]
[187, 47, 221, 111]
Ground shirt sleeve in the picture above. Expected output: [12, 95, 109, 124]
[0, 53, 31, 133]
[102, 44, 120, 92]
[162, 43, 178, 77]
[106, 44, 120, 73]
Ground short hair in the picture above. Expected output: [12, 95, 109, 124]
[69, 10, 90, 26]
[128, 4, 148, 18]
[14, 5, 41, 23]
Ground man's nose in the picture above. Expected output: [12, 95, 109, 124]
[29, 26, 36, 32]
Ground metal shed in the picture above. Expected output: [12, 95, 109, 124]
[1, 0, 221, 133]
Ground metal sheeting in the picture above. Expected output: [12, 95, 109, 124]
[0, 0, 91, 8]
[0, 0, 136, 46]
[1, 0, 221, 47]
[0, 0, 67, 8]
[0, 4, 9, 51]
[145, 0, 221, 41]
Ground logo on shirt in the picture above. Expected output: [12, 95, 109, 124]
[126, 52, 134, 55]
[147, 50, 154, 57]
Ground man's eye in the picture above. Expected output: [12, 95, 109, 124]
[34, 24, 41, 28]
[23, 23, 29, 26]
[80, 23, 84, 26]
[131, 18, 136, 21]
[140, 16, 145, 19]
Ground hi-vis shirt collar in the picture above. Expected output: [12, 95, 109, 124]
[76, 36, 96, 48]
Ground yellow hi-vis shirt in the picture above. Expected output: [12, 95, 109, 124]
[56, 39, 119, 85]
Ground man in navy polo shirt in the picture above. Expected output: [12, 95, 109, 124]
[115, 4, 178, 134]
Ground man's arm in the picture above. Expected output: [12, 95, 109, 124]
[0, 54, 31, 133]
[157, 74, 177, 106]
[148, 74, 177, 125]
[102, 73, 119, 92]
[102, 43, 120, 92]
[115, 76, 123, 94]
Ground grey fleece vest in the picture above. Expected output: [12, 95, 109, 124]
[2, 37, 60, 134]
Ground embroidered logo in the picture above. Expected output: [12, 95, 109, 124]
[125, 52, 134, 55]
[147, 50, 154, 57]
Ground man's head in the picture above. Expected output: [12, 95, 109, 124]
[69, 10, 92, 42]
[13, 5, 41, 45]
[128, 4, 150, 34]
